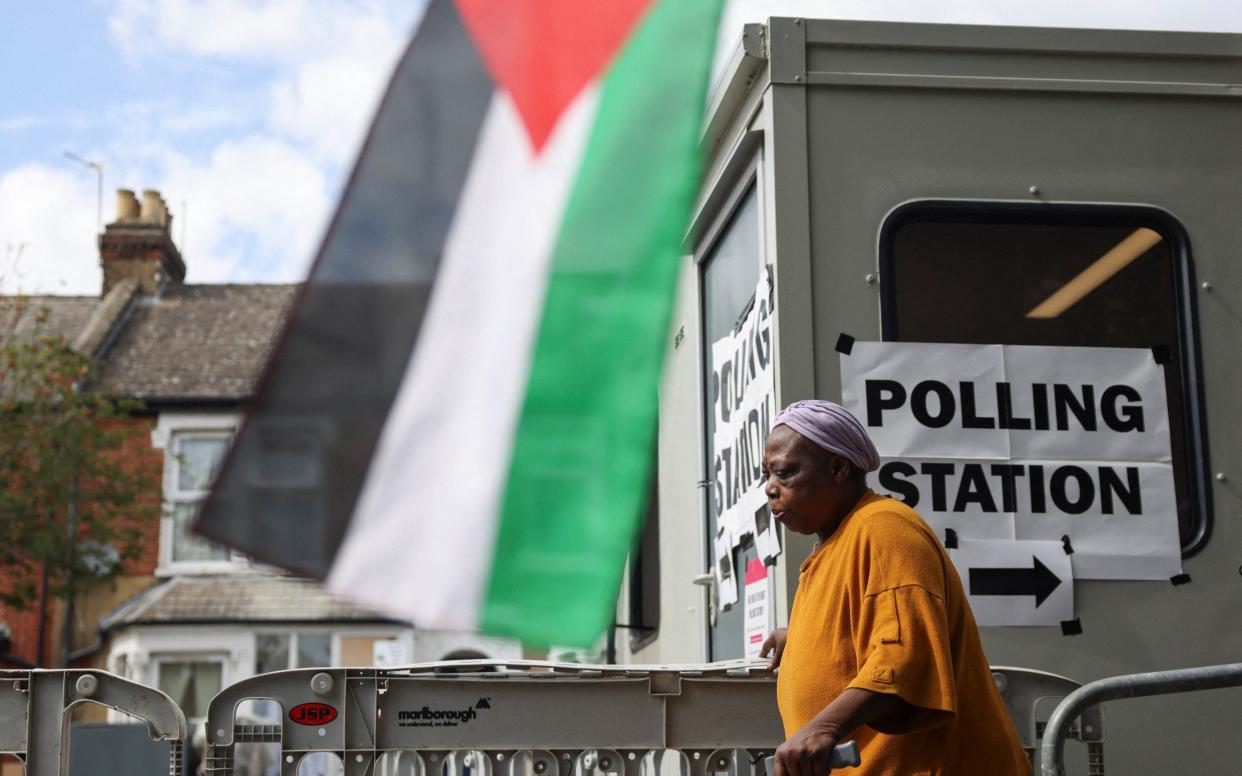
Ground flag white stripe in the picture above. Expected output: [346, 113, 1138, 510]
[328, 88, 600, 627]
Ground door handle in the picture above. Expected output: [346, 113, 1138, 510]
[693, 572, 717, 627]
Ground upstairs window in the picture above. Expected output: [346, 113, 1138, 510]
[169, 433, 230, 562]
[154, 415, 244, 573]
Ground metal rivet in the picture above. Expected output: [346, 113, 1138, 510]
[310, 672, 333, 695]
[1202, 281, 1213, 291]
[1216, 472, 1227, 481]
[535, 762, 548, 773]
[318, 728, 327, 737]
[865, 273, 877, 285]
[75, 674, 97, 697]
[693, 753, 701, 761]
[1029, 185, 1041, 196]
[600, 758, 612, 770]
[217, 729, 226, 738]
[286, 756, 295, 764]
[562, 754, 571, 761]
[356, 755, 365, 763]
[431, 754, 440, 762]
[794, 75, 803, 82]
[464, 754, 476, 768]
[628, 753, 636, 761]
[716, 759, 728, 768]
[498, 753, 506, 762]
[794, 18, 802, 25]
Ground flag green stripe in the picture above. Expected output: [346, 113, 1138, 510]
[482, 0, 723, 645]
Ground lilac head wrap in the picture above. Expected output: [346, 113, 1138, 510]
[772, 399, 880, 472]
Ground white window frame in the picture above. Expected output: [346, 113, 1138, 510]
[254, 629, 336, 672]
[152, 412, 248, 575]
[152, 652, 229, 722]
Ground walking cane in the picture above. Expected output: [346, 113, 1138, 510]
[763, 742, 861, 775]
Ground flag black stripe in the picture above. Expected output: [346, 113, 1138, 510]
[196, 0, 494, 577]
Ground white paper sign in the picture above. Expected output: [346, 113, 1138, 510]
[841, 342, 1181, 580]
[710, 273, 778, 558]
[949, 538, 1073, 626]
[742, 559, 770, 658]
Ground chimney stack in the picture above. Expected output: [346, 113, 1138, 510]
[98, 187, 185, 296]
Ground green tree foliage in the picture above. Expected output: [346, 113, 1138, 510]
[0, 299, 146, 612]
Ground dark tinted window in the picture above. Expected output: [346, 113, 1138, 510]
[882, 204, 1208, 551]
[700, 184, 760, 658]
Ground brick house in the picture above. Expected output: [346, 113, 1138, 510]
[0, 188, 518, 730]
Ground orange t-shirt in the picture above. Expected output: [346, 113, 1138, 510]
[776, 491, 1029, 776]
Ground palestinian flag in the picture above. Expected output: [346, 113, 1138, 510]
[197, 0, 723, 646]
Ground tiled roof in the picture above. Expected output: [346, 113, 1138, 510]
[98, 284, 297, 402]
[101, 575, 390, 630]
[2, 283, 297, 402]
[0, 295, 99, 345]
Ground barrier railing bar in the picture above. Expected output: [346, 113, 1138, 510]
[1040, 662, 1242, 776]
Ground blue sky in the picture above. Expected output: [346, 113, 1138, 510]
[2, 1, 1240, 295]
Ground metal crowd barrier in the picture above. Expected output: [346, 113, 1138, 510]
[204, 660, 785, 776]
[0, 668, 187, 776]
[990, 666, 1104, 776]
[1040, 662, 1242, 776]
[0, 660, 1129, 775]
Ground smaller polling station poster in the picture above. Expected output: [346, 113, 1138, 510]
[710, 272, 779, 560]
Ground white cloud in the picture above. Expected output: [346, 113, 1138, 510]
[108, 0, 414, 65]
[156, 134, 331, 283]
[107, 0, 421, 167]
[0, 116, 44, 133]
[110, 0, 328, 63]
[0, 164, 102, 295]
[266, 12, 408, 165]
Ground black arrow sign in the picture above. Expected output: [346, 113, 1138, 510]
[969, 556, 1062, 607]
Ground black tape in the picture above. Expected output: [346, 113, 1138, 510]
[1152, 344, 1172, 365]
[943, 528, 958, 549]
[835, 333, 855, 355]
[1060, 618, 1083, 636]
[1170, 573, 1192, 586]
[1060, 535, 1074, 555]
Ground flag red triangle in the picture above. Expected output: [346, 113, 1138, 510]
[455, 0, 654, 152]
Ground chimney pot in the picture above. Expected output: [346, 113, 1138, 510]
[116, 189, 139, 221]
[140, 189, 162, 223]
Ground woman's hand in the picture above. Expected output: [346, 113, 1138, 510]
[760, 627, 788, 670]
[773, 719, 841, 776]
